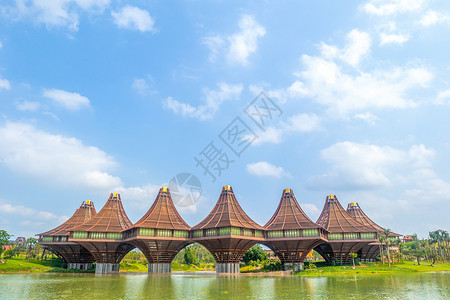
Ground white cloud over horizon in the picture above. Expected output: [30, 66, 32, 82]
[15, 100, 41, 111]
[203, 15, 265, 66]
[0, 121, 120, 189]
[111, 6, 155, 32]
[250, 113, 321, 146]
[246, 161, 289, 178]
[1, 0, 111, 31]
[42, 88, 91, 110]
[362, 0, 427, 16]
[288, 29, 433, 117]
[164, 82, 243, 120]
[0, 76, 11, 90]
[307, 141, 436, 190]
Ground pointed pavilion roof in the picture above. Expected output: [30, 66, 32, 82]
[347, 202, 401, 237]
[38, 200, 96, 236]
[71, 193, 133, 233]
[191, 185, 264, 230]
[316, 195, 376, 233]
[265, 188, 323, 230]
[132, 187, 190, 230]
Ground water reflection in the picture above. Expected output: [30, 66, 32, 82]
[0, 272, 449, 299]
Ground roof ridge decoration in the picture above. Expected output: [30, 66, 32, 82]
[38, 200, 96, 236]
[347, 202, 401, 237]
[72, 193, 133, 233]
[133, 187, 191, 230]
[316, 195, 376, 233]
[265, 188, 322, 230]
[192, 185, 264, 230]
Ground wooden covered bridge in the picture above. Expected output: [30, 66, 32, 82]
[38, 186, 397, 274]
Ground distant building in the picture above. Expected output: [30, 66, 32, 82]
[2, 245, 13, 251]
[15, 237, 26, 246]
[402, 236, 413, 243]
[265, 250, 277, 260]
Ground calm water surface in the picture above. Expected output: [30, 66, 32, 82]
[1, 272, 449, 299]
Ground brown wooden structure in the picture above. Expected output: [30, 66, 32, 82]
[37, 200, 96, 270]
[37, 189, 401, 274]
[314, 195, 378, 263]
[69, 193, 134, 273]
[191, 185, 265, 273]
[263, 188, 328, 271]
[123, 187, 191, 273]
[346, 202, 401, 260]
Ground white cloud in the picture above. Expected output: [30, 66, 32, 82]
[43, 88, 90, 110]
[2, 0, 110, 31]
[321, 29, 371, 67]
[287, 28, 432, 116]
[362, 0, 426, 16]
[73, 0, 110, 12]
[302, 203, 321, 218]
[419, 10, 450, 26]
[0, 77, 11, 90]
[291, 54, 432, 116]
[0, 121, 121, 189]
[132, 76, 156, 95]
[379, 33, 409, 45]
[354, 112, 379, 125]
[111, 6, 155, 32]
[248, 113, 321, 146]
[15, 100, 41, 111]
[250, 127, 283, 146]
[202, 35, 225, 62]
[227, 15, 266, 65]
[0, 200, 68, 223]
[246, 161, 289, 178]
[284, 113, 321, 133]
[203, 15, 265, 66]
[307, 142, 435, 190]
[164, 82, 243, 120]
[434, 89, 450, 105]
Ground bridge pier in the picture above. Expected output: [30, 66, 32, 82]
[283, 262, 304, 272]
[148, 263, 171, 273]
[67, 263, 93, 270]
[95, 263, 120, 274]
[216, 263, 240, 274]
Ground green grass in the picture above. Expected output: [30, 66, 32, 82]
[296, 260, 450, 276]
[171, 262, 215, 272]
[119, 260, 148, 272]
[0, 258, 95, 273]
[0, 258, 53, 273]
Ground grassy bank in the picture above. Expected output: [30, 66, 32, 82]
[0, 258, 94, 273]
[119, 261, 216, 272]
[2, 258, 450, 275]
[296, 261, 450, 276]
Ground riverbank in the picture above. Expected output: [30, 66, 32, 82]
[0, 258, 93, 273]
[2, 258, 449, 275]
[296, 261, 450, 276]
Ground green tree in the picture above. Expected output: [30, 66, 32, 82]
[184, 246, 198, 265]
[349, 252, 357, 269]
[26, 237, 38, 262]
[0, 230, 13, 257]
[383, 229, 392, 267]
[3, 249, 15, 259]
[378, 234, 385, 265]
[243, 245, 268, 265]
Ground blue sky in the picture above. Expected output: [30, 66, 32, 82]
[1, 0, 449, 239]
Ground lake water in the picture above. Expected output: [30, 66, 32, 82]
[1, 272, 449, 299]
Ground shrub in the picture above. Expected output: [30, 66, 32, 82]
[3, 249, 15, 259]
